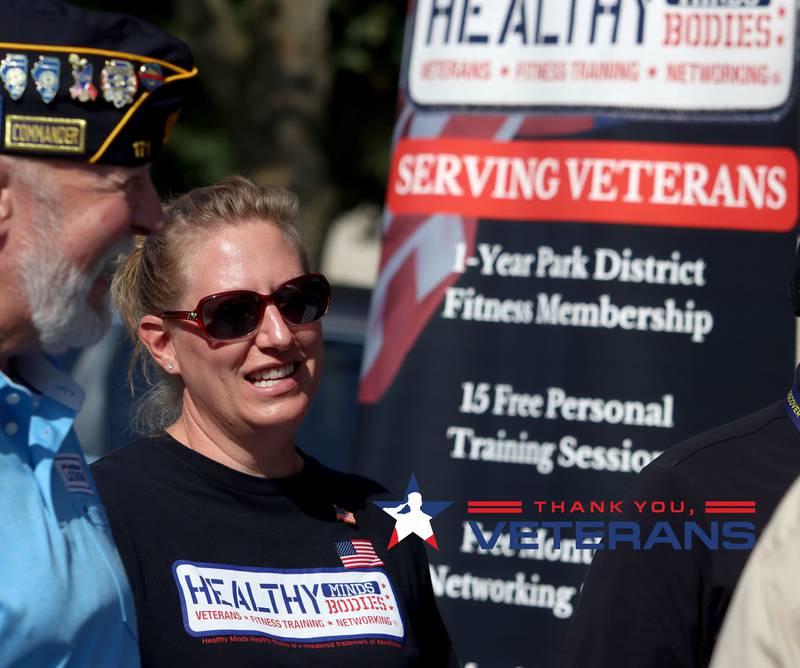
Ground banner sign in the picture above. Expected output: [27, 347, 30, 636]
[388, 139, 798, 230]
[355, 1, 799, 666]
[408, 0, 795, 112]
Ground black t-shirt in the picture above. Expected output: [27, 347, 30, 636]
[91, 435, 458, 668]
[558, 398, 800, 668]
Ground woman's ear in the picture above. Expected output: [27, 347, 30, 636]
[139, 315, 179, 374]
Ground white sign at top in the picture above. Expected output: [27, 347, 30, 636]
[407, 0, 796, 112]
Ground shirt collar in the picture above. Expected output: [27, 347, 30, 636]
[2, 353, 84, 412]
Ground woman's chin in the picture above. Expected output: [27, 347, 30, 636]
[239, 391, 311, 431]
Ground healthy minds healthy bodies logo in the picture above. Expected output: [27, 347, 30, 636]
[407, 0, 795, 113]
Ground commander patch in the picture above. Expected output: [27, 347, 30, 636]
[4, 115, 85, 154]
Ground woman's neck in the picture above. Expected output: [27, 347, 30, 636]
[167, 402, 304, 479]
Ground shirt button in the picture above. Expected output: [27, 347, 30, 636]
[4, 422, 19, 436]
[5, 393, 20, 405]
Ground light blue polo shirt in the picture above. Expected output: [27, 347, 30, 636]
[0, 354, 139, 668]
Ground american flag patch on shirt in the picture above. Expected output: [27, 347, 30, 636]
[335, 539, 384, 568]
[334, 505, 357, 526]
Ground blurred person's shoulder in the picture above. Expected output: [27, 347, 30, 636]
[660, 399, 790, 469]
[633, 398, 799, 505]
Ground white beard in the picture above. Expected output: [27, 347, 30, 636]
[13, 202, 130, 355]
[16, 241, 110, 354]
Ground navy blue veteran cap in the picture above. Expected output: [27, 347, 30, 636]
[0, 0, 196, 165]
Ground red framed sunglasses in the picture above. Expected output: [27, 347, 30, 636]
[160, 273, 330, 342]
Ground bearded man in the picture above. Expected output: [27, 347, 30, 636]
[0, 1, 195, 664]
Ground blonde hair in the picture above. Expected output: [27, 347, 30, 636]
[112, 175, 309, 435]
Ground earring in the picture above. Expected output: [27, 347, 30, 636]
[168, 363, 174, 370]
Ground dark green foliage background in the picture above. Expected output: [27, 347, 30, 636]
[74, 1, 404, 262]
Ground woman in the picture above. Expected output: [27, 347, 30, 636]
[91, 176, 458, 667]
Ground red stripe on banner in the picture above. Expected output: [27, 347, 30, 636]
[386, 138, 799, 232]
[377, 215, 430, 273]
[467, 501, 522, 508]
[706, 501, 756, 506]
[468, 501, 523, 506]
[705, 508, 756, 512]
[358, 216, 479, 404]
[440, 115, 508, 138]
[359, 253, 457, 403]
[516, 116, 596, 138]
[468, 500, 524, 514]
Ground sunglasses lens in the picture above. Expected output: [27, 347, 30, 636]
[274, 275, 330, 325]
[201, 292, 262, 340]
[191, 275, 329, 341]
